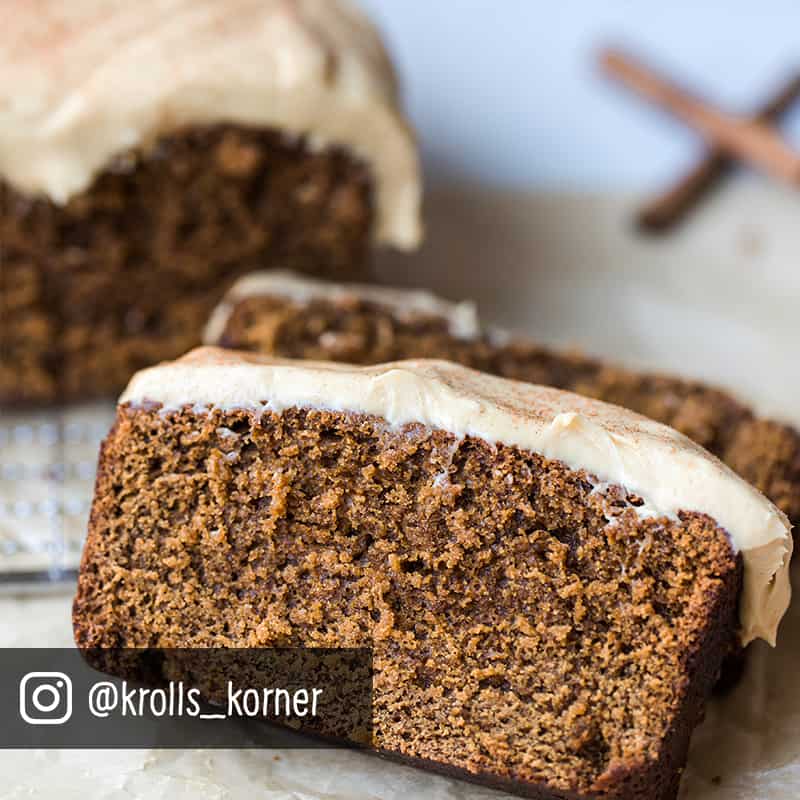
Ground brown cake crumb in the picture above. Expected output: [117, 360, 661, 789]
[74, 403, 741, 800]
[212, 290, 800, 527]
[0, 126, 373, 406]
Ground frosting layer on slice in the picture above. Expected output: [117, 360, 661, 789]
[203, 270, 480, 343]
[121, 347, 794, 646]
[0, 0, 420, 249]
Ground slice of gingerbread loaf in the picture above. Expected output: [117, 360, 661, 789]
[204, 271, 800, 528]
[74, 347, 791, 800]
[0, 0, 420, 405]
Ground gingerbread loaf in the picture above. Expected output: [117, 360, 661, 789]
[0, 0, 420, 405]
[74, 347, 791, 800]
[205, 271, 800, 528]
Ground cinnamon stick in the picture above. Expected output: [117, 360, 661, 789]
[637, 74, 800, 232]
[600, 48, 800, 187]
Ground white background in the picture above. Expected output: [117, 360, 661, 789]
[358, 0, 800, 188]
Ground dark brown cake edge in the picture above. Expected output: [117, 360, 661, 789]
[373, 551, 742, 800]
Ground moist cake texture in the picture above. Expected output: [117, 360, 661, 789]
[206, 271, 800, 529]
[74, 348, 791, 800]
[0, 0, 421, 405]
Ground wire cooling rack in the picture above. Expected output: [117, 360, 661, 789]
[0, 403, 116, 589]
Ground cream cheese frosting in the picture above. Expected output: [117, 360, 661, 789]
[122, 347, 793, 647]
[203, 270, 480, 343]
[0, 0, 421, 249]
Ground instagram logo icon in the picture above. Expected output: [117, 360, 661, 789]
[19, 672, 73, 725]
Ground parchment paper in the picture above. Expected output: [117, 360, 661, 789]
[2, 179, 799, 798]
